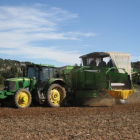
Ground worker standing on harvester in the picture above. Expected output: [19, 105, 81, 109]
[98, 58, 106, 67]
[90, 58, 96, 66]
[107, 59, 113, 68]
[107, 59, 114, 71]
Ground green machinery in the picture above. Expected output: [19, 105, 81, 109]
[0, 52, 135, 108]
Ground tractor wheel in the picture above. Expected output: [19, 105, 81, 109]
[46, 84, 66, 107]
[115, 99, 127, 105]
[14, 88, 32, 109]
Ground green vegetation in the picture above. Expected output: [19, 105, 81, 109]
[0, 58, 33, 85]
[131, 61, 140, 85]
[131, 61, 140, 73]
[1, 66, 23, 79]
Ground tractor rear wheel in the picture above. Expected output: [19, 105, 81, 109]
[46, 84, 66, 107]
[14, 88, 32, 109]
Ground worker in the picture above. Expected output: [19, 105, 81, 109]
[90, 58, 96, 66]
[107, 59, 113, 68]
[107, 59, 115, 71]
[98, 58, 106, 67]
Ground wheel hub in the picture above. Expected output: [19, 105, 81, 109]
[50, 89, 60, 104]
[17, 92, 29, 107]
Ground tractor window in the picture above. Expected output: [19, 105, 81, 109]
[49, 68, 54, 78]
[27, 67, 39, 78]
[40, 67, 49, 81]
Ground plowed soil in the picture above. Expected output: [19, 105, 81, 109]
[0, 92, 140, 140]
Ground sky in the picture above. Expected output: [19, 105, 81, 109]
[0, 0, 140, 66]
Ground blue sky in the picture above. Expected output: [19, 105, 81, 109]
[0, 0, 140, 66]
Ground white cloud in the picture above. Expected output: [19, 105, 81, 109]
[67, 32, 97, 37]
[0, 46, 81, 64]
[0, 4, 96, 65]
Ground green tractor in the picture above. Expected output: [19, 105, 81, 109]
[0, 64, 66, 108]
[0, 52, 135, 108]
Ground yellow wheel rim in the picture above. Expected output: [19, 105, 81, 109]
[17, 91, 30, 107]
[50, 88, 61, 105]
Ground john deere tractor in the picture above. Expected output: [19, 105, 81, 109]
[0, 52, 135, 108]
[0, 64, 66, 108]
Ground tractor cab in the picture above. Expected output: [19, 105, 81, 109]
[26, 64, 55, 90]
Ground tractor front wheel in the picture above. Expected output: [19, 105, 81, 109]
[46, 84, 66, 107]
[14, 88, 32, 109]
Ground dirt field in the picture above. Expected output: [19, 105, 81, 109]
[0, 92, 140, 140]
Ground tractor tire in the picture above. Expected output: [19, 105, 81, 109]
[46, 84, 66, 107]
[14, 88, 32, 109]
[115, 99, 127, 105]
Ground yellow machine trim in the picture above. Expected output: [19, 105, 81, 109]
[105, 89, 135, 99]
[10, 79, 32, 81]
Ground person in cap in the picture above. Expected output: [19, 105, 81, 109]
[98, 58, 106, 67]
[90, 58, 96, 66]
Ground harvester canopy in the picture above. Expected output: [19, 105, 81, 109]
[80, 52, 131, 79]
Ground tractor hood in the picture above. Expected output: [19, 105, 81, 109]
[4, 77, 32, 92]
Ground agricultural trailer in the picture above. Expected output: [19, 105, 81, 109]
[0, 52, 135, 108]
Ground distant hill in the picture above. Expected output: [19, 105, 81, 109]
[0, 58, 33, 84]
[0, 58, 32, 72]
